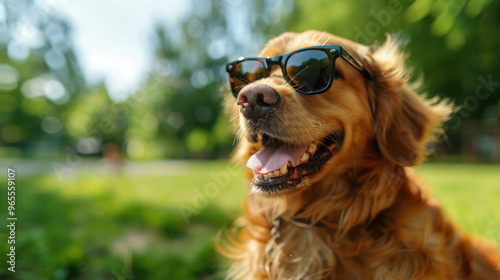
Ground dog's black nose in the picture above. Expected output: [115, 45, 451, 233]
[236, 84, 279, 118]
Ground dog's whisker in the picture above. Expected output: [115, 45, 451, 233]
[239, 78, 251, 84]
[228, 114, 240, 123]
[288, 66, 309, 84]
[232, 127, 244, 146]
[323, 125, 340, 141]
[292, 85, 303, 91]
[234, 84, 247, 91]
[233, 79, 253, 91]
[248, 186, 256, 196]
[311, 33, 318, 45]
[316, 139, 331, 150]
[308, 113, 323, 128]
[280, 77, 298, 88]
[300, 125, 316, 147]
[321, 37, 329, 46]
[315, 30, 327, 45]
[278, 65, 311, 89]
[307, 113, 342, 148]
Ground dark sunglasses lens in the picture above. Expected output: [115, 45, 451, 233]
[286, 50, 331, 93]
[230, 60, 266, 95]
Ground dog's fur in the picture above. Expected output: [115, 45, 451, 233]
[218, 30, 500, 279]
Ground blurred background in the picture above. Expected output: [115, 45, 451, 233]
[0, 0, 499, 279]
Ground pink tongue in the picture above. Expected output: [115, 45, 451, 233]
[247, 144, 308, 174]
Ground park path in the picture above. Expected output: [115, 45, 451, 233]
[0, 158, 188, 178]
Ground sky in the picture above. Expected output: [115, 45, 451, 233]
[54, 0, 190, 101]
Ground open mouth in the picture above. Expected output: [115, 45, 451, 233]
[247, 133, 343, 194]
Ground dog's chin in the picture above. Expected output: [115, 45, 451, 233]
[247, 132, 343, 196]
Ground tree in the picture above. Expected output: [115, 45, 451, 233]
[123, 0, 294, 159]
[0, 0, 85, 156]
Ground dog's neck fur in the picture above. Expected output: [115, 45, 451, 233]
[236, 154, 428, 279]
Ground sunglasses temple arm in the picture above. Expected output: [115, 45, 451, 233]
[340, 49, 372, 80]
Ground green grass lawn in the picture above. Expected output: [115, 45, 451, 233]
[0, 161, 498, 279]
[415, 163, 500, 245]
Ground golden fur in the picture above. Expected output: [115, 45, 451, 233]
[218, 30, 500, 279]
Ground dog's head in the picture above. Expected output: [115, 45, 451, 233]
[225, 30, 450, 196]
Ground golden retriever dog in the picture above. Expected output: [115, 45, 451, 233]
[218, 30, 500, 279]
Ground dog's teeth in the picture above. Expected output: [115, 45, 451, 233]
[264, 173, 270, 179]
[280, 164, 288, 175]
[300, 152, 309, 163]
[273, 171, 280, 177]
[308, 143, 317, 155]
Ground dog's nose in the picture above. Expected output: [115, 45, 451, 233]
[236, 84, 279, 118]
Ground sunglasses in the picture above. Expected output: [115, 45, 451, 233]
[225, 45, 371, 97]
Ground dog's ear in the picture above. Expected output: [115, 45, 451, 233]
[364, 35, 452, 166]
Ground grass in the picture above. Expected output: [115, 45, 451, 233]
[415, 163, 500, 244]
[0, 161, 498, 279]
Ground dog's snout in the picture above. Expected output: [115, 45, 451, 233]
[237, 84, 279, 118]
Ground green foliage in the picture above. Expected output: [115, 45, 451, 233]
[137, 1, 231, 158]
[1, 0, 498, 160]
[65, 85, 128, 147]
[0, 0, 86, 157]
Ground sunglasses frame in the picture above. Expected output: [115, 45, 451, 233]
[226, 45, 371, 97]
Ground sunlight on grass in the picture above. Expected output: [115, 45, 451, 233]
[416, 163, 500, 245]
[37, 161, 247, 218]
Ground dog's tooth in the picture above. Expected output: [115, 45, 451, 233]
[280, 164, 288, 175]
[287, 162, 291, 167]
[300, 153, 306, 162]
[300, 152, 309, 163]
[273, 171, 280, 177]
[308, 143, 317, 155]
[264, 173, 270, 179]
